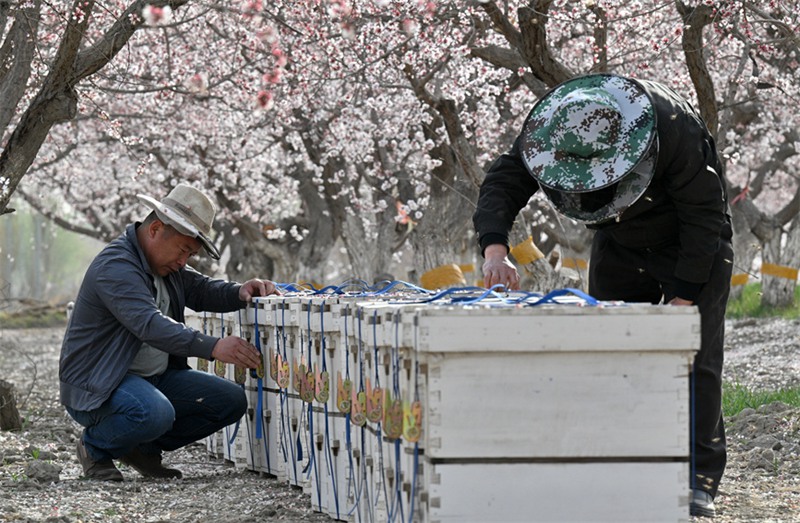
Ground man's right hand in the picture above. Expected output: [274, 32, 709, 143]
[211, 336, 262, 369]
[482, 243, 521, 290]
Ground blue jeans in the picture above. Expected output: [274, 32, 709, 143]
[66, 368, 247, 462]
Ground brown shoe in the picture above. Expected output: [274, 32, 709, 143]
[76, 437, 123, 481]
[120, 447, 182, 479]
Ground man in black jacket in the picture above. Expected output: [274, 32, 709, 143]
[473, 74, 732, 518]
[61, 183, 278, 481]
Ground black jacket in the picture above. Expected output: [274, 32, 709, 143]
[473, 79, 730, 297]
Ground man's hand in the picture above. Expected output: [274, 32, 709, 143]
[211, 336, 262, 368]
[668, 297, 694, 306]
[482, 244, 521, 290]
[239, 278, 280, 302]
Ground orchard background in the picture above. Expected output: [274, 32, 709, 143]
[0, 0, 798, 306]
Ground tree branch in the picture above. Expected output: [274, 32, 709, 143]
[477, 0, 522, 50]
[589, 3, 608, 72]
[676, 1, 718, 136]
[517, 0, 574, 87]
[73, 0, 191, 82]
[16, 188, 103, 239]
[0, 2, 39, 130]
[0, 0, 194, 216]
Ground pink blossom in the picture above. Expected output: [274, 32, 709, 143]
[341, 22, 356, 39]
[243, 0, 263, 19]
[400, 19, 418, 36]
[142, 5, 173, 26]
[256, 90, 274, 110]
[272, 48, 288, 67]
[263, 69, 282, 84]
[256, 27, 278, 45]
[185, 73, 209, 96]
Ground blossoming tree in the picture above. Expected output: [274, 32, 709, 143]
[1, 0, 798, 301]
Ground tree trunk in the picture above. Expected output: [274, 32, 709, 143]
[0, 379, 22, 431]
[2, 217, 13, 292]
[760, 224, 798, 309]
[729, 205, 761, 300]
[508, 228, 583, 293]
[557, 242, 592, 291]
[409, 124, 481, 288]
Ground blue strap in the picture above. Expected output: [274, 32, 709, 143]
[275, 282, 311, 293]
[386, 284, 601, 307]
[406, 443, 420, 523]
[367, 280, 434, 295]
[393, 438, 405, 522]
[253, 305, 264, 440]
[308, 402, 320, 512]
[226, 420, 239, 446]
[218, 312, 240, 449]
[318, 297, 341, 518]
[278, 305, 298, 481]
[312, 278, 372, 295]
[691, 367, 697, 491]
[345, 415, 364, 517]
[399, 285, 526, 306]
[528, 287, 599, 306]
[323, 401, 340, 519]
[275, 279, 434, 297]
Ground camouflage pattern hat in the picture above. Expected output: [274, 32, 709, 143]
[520, 74, 658, 223]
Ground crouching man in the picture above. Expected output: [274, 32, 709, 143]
[60, 183, 278, 481]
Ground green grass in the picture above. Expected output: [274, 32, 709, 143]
[722, 283, 800, 416]
[726, 282, 800, 319]
[0, 309, 67, 329]
[722, 382, 800, 418]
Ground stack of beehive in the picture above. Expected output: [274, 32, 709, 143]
[187, 290, 700, 523]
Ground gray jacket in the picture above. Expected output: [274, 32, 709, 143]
[59, 223, 243, 411]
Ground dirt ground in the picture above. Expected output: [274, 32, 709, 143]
[1, 319, 800, 522]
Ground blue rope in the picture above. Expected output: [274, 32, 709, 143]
[406, 316, 423, 523]
[301, 300, 319, 504]
[344, 304, 362, 521]
[391, 311, 405, 522]
[406, 443, 419, 523]
[253, 305, 264, 440]
[691, 366, 697, 492]
[275, 279, 432, 297]
[368, 309, 395, 520]
[366, 280, 434, 295]
[309, 401, 321, 509]
[319, 297, 341, 519]
[275, 304, 296, 482]
[221, 312, 240, 449]
[272, 279, 605, 309]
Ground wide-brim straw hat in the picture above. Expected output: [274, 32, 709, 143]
[520, 73, 658, 224]
[137, 183, 221, 259]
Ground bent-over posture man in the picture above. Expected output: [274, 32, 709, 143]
[473, 74, 732, 518]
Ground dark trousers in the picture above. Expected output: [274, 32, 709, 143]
[589, 228, 733, 498]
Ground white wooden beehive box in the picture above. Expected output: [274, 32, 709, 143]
[410, 303, 699, 523]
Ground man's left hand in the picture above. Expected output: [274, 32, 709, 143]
[668, 297, 694, 306]
[239, 278, 281, 301]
